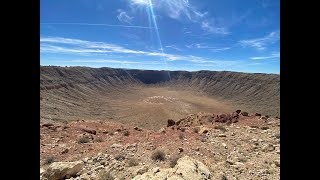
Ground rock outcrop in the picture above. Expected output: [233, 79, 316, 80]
[133, 156, 212, 180]
[42, 161, 84, 180]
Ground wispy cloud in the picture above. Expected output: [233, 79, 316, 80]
[129, 0, 207, 22]
[117, 9, 133, 24]
[186, 43, 231, 52]
[165, 45, 182, 51]
[67, 59, 162, 65]
[41, 36, 185, 60]
[239, 30, 280, 50]
[251, 52, 280, 60]
[201, 20, 229, 35]
[40, 23, 156, 29]
[41, 36, 238, 67]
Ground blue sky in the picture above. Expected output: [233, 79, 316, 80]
[40, 0, 280, 74]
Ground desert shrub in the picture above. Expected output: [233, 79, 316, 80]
[169, 155, 180, 168]
[43, 156, 55, 165]
[151, 149, 166, 161]
[98, 170, 114, 180]
[214, 125, 227, 132]
[115, 155, 126, 161]
[179, 134, 184, 140]
[128, 158, 139, 167]
[78, 137, 90, 144]
[193, 127, 200, 133]
[95, 137, 103, 142]
[123, 131, 130, 136]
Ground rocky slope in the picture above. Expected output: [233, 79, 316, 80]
[40, 111, 280, 180]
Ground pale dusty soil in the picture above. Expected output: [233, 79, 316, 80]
[41, 87, 234, 130]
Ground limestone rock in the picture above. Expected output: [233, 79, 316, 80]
[133, 156, 211, 180]
[42, 161, 84, 180]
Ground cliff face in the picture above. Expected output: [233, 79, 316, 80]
[40, 66, 279, 125]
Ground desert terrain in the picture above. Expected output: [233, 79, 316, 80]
[40, 66, 280, 180]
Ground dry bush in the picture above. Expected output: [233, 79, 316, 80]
[193, 127, 200, 133]
[169, 155, 180, 168]
[128, 158, 139, 167]
[214, 125, 227, 132]
[78, 137, 90, 144]
[123, 131, 130, 136]
[98, 170, 114, 180]
[179, 134, 184, 140]
[151, 149, 166, 161]
[43, 156, 55, 165]
[95, 137, 103, 142]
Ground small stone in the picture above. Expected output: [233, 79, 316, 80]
[218, 134, 227, 137]
[274, 160, 280, 167]
[222, 143, 227, 149]
[262, 144, 275, 152]
[152, 167, 160, 173]
[178, 147, 184, 153]
[61, 148, 69, 154]
[111, 144, 123, 149]
[94, 165, 104, 171]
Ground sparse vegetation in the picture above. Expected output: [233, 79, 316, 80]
[214, 125, 227, 132]
[193, 127, 200, 133]
[78, 137, 90, 144]
[95, 137, 103, 142]
[179, 133, 184, 140]
[123, 130, 130, 136]
[98, 170, 114, 180]
[128, 158, 139, 167]
[169, 155, 180, 168]
[43, 156, 56, 165]
[151, 149, 166, 161]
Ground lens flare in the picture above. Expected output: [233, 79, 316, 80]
[147, 0, 171, 79]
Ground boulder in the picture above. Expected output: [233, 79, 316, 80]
[42, 161, 84, 180]
[167, 119, 176, 127]
[133, 156, 211, 180]
[241, 112, 249, 116]
[255, 113, 262, 116]
[235, 110, 241, 114]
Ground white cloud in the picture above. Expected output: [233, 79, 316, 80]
[41, 37, 239, 67]
[251, 52, 280, 60]
[201, 21, 229, 35]
[186, 43, 231, 51]
[67, 59, 162, 65]
[129, 0, 207, 22]
[239, 31, 280, 50]
[40, 36, 185, 60]
[130, 0, 149, 6]
[165, 45, 182, 51]
[40, 23, 155, 29]
[117, 9, 133, 24]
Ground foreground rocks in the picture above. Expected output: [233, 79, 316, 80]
[40, 111, 280, 180]
[42, 161, 84, 180]
[133, 156, 211, 180]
